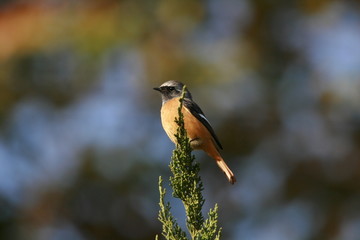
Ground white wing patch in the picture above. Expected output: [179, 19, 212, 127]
[199, 113, 211, 125]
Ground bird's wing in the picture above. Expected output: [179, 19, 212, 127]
[183, 98, 223, 150]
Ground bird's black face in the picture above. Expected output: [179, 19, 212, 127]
[154, 80, 192, 104]
[160, 85, 182, 97]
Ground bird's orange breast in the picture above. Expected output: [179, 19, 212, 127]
[160, 97, 214, 150]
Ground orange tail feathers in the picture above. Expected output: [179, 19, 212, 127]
[216, 157, 236, 184]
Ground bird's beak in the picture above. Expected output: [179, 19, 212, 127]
[153, 87, 161, 92]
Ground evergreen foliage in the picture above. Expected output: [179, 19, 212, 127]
[157, 86, 222, 240]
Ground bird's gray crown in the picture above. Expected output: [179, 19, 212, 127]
[154, 80, 192, 104]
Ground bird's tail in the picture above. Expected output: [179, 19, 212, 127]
[216, 157, 236, 184]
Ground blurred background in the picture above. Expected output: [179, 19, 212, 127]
[1, 0, 360, 239]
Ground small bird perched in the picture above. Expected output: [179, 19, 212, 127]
[154, 80, 236, 184]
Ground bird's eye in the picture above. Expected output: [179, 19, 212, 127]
[168, 87, 175, 91]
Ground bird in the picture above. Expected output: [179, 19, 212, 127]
[154, 80, 236, 184]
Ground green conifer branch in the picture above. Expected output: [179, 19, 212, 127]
[157, 85, 222, 240]
[157, 176, 188, 240]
